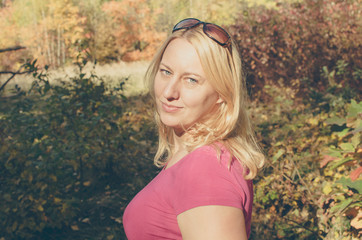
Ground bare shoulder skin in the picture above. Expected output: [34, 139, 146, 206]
[177, 205, 247, 240]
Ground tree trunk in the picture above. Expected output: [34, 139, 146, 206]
[57, 26, 61, 66]
[41, 8, 52, 66]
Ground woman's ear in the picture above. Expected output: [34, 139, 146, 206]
[216, 95, 224, 104]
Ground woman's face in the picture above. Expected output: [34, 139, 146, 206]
[154, 38, 222, 135]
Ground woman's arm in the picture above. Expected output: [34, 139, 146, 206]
[177, 205, 248, 240]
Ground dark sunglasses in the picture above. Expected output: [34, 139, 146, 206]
[172, 18, 232, 53]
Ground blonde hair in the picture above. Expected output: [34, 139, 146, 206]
[145, 25, 265, 179]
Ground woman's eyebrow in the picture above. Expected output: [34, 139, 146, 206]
[159, 62, 205, 80]
[183, 72, 203, 78]
[159, 62, 171, 70]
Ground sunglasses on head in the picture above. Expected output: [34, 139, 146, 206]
[172, 18, 232, 53]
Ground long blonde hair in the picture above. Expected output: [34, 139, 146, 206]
[145, 25, 265, 179]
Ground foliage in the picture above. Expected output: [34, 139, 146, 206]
[75, 0, 116, 63]
[149, 0, 242, 31]
[0, 0, 165, 67]
[101, 0, 166, 62]
[1, 59, 360, 239]
[17, 0, 85, 67]
[1, 0, 362, 239]
[0, 0, 275, 68]
[229, 0, 362, 94]
[0, 1, 31, 70]
[0, 0, 86, 69]
[250, 77, 361, 239]
[0, 60, 158, 239]
[319, 99, 362, 239]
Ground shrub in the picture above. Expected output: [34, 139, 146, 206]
[250, 82, 361, 239]
[319, 99, 361, 239]
[229, 0, 361, 95]
[0, 61, 157, 238]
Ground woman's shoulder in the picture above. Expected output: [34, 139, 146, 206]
[170, 144, 253, 215]
[183, 143, 241, 173]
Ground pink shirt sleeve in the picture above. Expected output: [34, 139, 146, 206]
[170, 146, 253, 220]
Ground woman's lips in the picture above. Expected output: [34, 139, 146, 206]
[161, 102, 182, 113]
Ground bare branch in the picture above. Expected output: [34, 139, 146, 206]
[0, 71, 31, 75]
[0, 46, 26, 53]
[0, 65, 28, 92]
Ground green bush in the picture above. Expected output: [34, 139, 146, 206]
[249, 82, 361, 239]
[0, 61, 157, 239]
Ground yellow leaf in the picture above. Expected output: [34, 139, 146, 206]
[12, 221, 18, 231]
[324, 169, 333, 177]
[83, 181, 91, 186]
[28, 174, 33, 183]
[61, 203, 68, 213]
[313, 176, 321, 184]
[54, 197, 62, 203]
[37, 205, 44, 212]
[71, 225, 79, 231]
[307, 118, 318, 126]
[323, 184, 332, 195]
[110, 216, 122, 224]
[50, 175, 57, 182]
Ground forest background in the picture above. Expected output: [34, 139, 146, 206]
[0, 0, 361, 239]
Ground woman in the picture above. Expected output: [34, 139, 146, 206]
[123, 18, 265, 239]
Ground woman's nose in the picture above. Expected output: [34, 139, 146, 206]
[163, 78, 180, 101]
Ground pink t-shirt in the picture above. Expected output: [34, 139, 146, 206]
[123, 145, 253, 239]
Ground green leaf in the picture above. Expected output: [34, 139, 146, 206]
[272, 149, 285, 163]
[351, 133, 361, 148]
[337, 177, 362, 193]
[339, 142, 355, 152]
[330, 157, 354, 169]
[327, 147, 343, 158]
[347, 100, 362, 118]
[330, 198, 353, 214]
[326, 116, 346, 126]
[336, 128, 350, 138]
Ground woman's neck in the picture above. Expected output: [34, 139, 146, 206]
[162, 130, 190, 169]
[172, 130, 187, 153]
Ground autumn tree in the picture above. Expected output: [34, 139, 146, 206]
[149, 0, 243, 32]
[76, 0, 114, 63]
[102, 0, 166, 62]
[0, 0, 29, 71]
[3, 0, 86, 68]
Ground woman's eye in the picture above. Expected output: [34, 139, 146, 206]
[160, 69, 171, 76]
[186, 78, 198, 84]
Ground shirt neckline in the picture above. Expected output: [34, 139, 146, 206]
[162, 145, 212, 171]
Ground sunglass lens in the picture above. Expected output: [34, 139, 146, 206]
[173, 18, 200, 31]
[204, 24, 230, 45]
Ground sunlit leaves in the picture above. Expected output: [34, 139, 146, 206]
[318, 99, 362, 238]
[101, 0, 166, 61]
[251, 79, 361, 238]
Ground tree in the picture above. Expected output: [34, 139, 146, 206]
[102, 0, 166, 61]
[6, 0, 86, 67]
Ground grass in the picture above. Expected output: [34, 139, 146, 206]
[0, 61, 150, 97]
